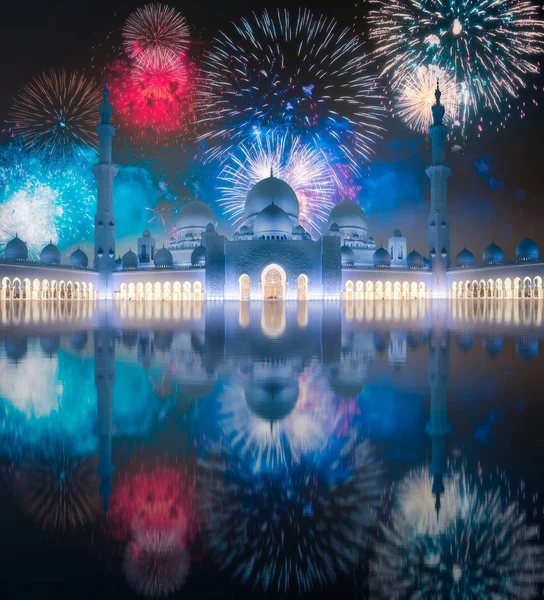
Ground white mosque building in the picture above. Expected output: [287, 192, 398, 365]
[1, 83, 543, 301]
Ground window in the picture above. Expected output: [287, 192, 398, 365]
[399, 247, 403, 259]
[390, 246, 393, 257]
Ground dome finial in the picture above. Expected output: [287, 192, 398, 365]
[270, 165, 274, 178]
[435, 78, 441, 106]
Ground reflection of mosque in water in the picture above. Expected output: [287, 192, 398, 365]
[1, 302, 543, 597]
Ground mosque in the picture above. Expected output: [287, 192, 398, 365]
[1, 83, 543, 301]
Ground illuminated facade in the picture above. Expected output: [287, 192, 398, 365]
[1, 83, 543, 301]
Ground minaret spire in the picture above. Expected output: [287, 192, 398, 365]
[426, 77, 451, 296]
[93, 80, 118, 295]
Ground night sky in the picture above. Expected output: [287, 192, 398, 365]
[1, 0, 543, 259]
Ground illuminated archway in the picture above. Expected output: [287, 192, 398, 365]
[297, 274, 308, 301]
[261, 264, 286, 301]
[345, 280, 354, 301]
[193, 281, 202, 302]
[239, 274, 250, 301]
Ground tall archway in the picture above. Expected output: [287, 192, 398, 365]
[261, 264, 286, 300]
[239, 274, 250, 301]
[297, 274, 308, 301]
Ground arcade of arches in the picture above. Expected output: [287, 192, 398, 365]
[1, 277, 96, 300]
[115, 281, 204, 301]
[239, 267, 309, 301]
[343, 280, 429, 300]
[450, 277, 543, 299]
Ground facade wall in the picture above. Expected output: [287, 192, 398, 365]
[224, 239, 323, 300]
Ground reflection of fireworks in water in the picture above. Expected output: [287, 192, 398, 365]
[368, 0, 544, 119]
[10, 69, 101, 158]
[216, 368, 346, 473]
[0, 144, 95, 256]
[396, 65, 458, 133]
[370, 469, 544, 598]
[122, 3, 189, 66]
[197, 8, 384, 169]
[123, 528, 190, 598]
[15, 440, 100, 532]
[200, 438, 382, 593]
[218, 131, 335, 233]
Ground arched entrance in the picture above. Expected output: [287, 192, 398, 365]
[239, 274, 250, 301]
[297, 274, 308, 301]
[262, 264, 286, 300]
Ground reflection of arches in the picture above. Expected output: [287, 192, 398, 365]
[262, 264, 286, 300]
[163, 282, 172, 300]
[173, 281, 181, 301]
[297, 274, 308, 301]
[411, 282, 418, 299]
[145, 282, 153, 301]
[193, 281, 202, 301]
[356, 280, 364, 300]
[419, 282, 426, 299]
[239, 274, 250, 301]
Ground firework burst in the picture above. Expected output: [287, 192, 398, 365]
[197, 8, 384, 170]
[0, 144, 95, 257]
[368, 0, 544, 119]
[218, 131, 335, 233]
[370, 469, 544, 598]
[122, 3, 189, 67]
[10, 69, 102, 158]
[200, 437, 382, 593]
[396, 65, 458, 133]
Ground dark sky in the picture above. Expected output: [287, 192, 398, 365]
[1, 0, 543, 258]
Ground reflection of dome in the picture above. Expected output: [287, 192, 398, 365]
[341, 244, 355, 265]
[176, 200, 215, 230]
[456, 332, 475, 353]
[483, 242, 504, 265]
[191, 245, 206, 266]
[328, 365, 365, 398]
[5, 337, 28, 363]
[69, 331, 88, 351]
[516, 337, 539, 363]
[5, 235, 28, 261]
[456, 248, 475, 268]
[253, 203, 293, 238]
[373, 247, 391, 267]
[516, 237, 539, 262]
[40, 241, 61, 265]
[245, 176, 299, 222]
[483, 335, 503, 357]
[40, 334, 61, 356]
[245, 381, 299, 424]
[327, 201, 367, 233]
[154, 247, 173, 268]
[122, 249, 139, 270]
[407, 249, 423, 269]
[69, 247, 88, 268]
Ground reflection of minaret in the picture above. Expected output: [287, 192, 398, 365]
[426, 310, 450, 519]
[93, 82, 118, 296]
[94, 324, 115, 518]
[427, 80, 451, 297]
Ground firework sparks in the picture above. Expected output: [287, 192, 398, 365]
[10, 69, 102, 158]
[370, 468, 544, 598]
[368, 0, 544, 119]
[218, 131, 335, 233]
[197, 8, 384, 169]
[0, 144, 95, 257]
[122, 3, 189, 66]
[396, 65, 458, 133]
[200, 437, 382, 593]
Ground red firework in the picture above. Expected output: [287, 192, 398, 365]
[106, 56, 197, 141]
[107, 464, 198, 545]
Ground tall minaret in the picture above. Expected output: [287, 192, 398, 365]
[94, 320, 115, 518]
[93, 82, 118, 296]
[426, 80, 451, 297]
[426, 309, 450, 519]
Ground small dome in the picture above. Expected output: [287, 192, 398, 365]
[191, 245, 206, 266]
[69, 247, 88, 268]
[239, 225, 252, 236]
[341, 244, 355, 265]
[122, 249, 139, 269]
[407, 249, 423, 269]
[115, 255, 122, 268]
[245, 175, 299, 222]
[483, 242, 504, 265]
[393, 228, 402, 237]
[253, 203, 293, 238]
[206, 222, 215, 232]
[4, 235, 28, 261]
[154, 246, 173, 268]
[327, 201, 367, 232]
[293, 224, 305, 234]
[176, 200, 216, 230]
[456, 247, 475, 268]
[422, 256, 430, 269]
[40, 241, 61, 265]
[142, 228, 151, 237]
[516, 237, 539, 262]
[372, 246, 391, 267]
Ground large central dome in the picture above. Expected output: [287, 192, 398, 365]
[175, 200, 216, 231]
[245, 175, 299, 223]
